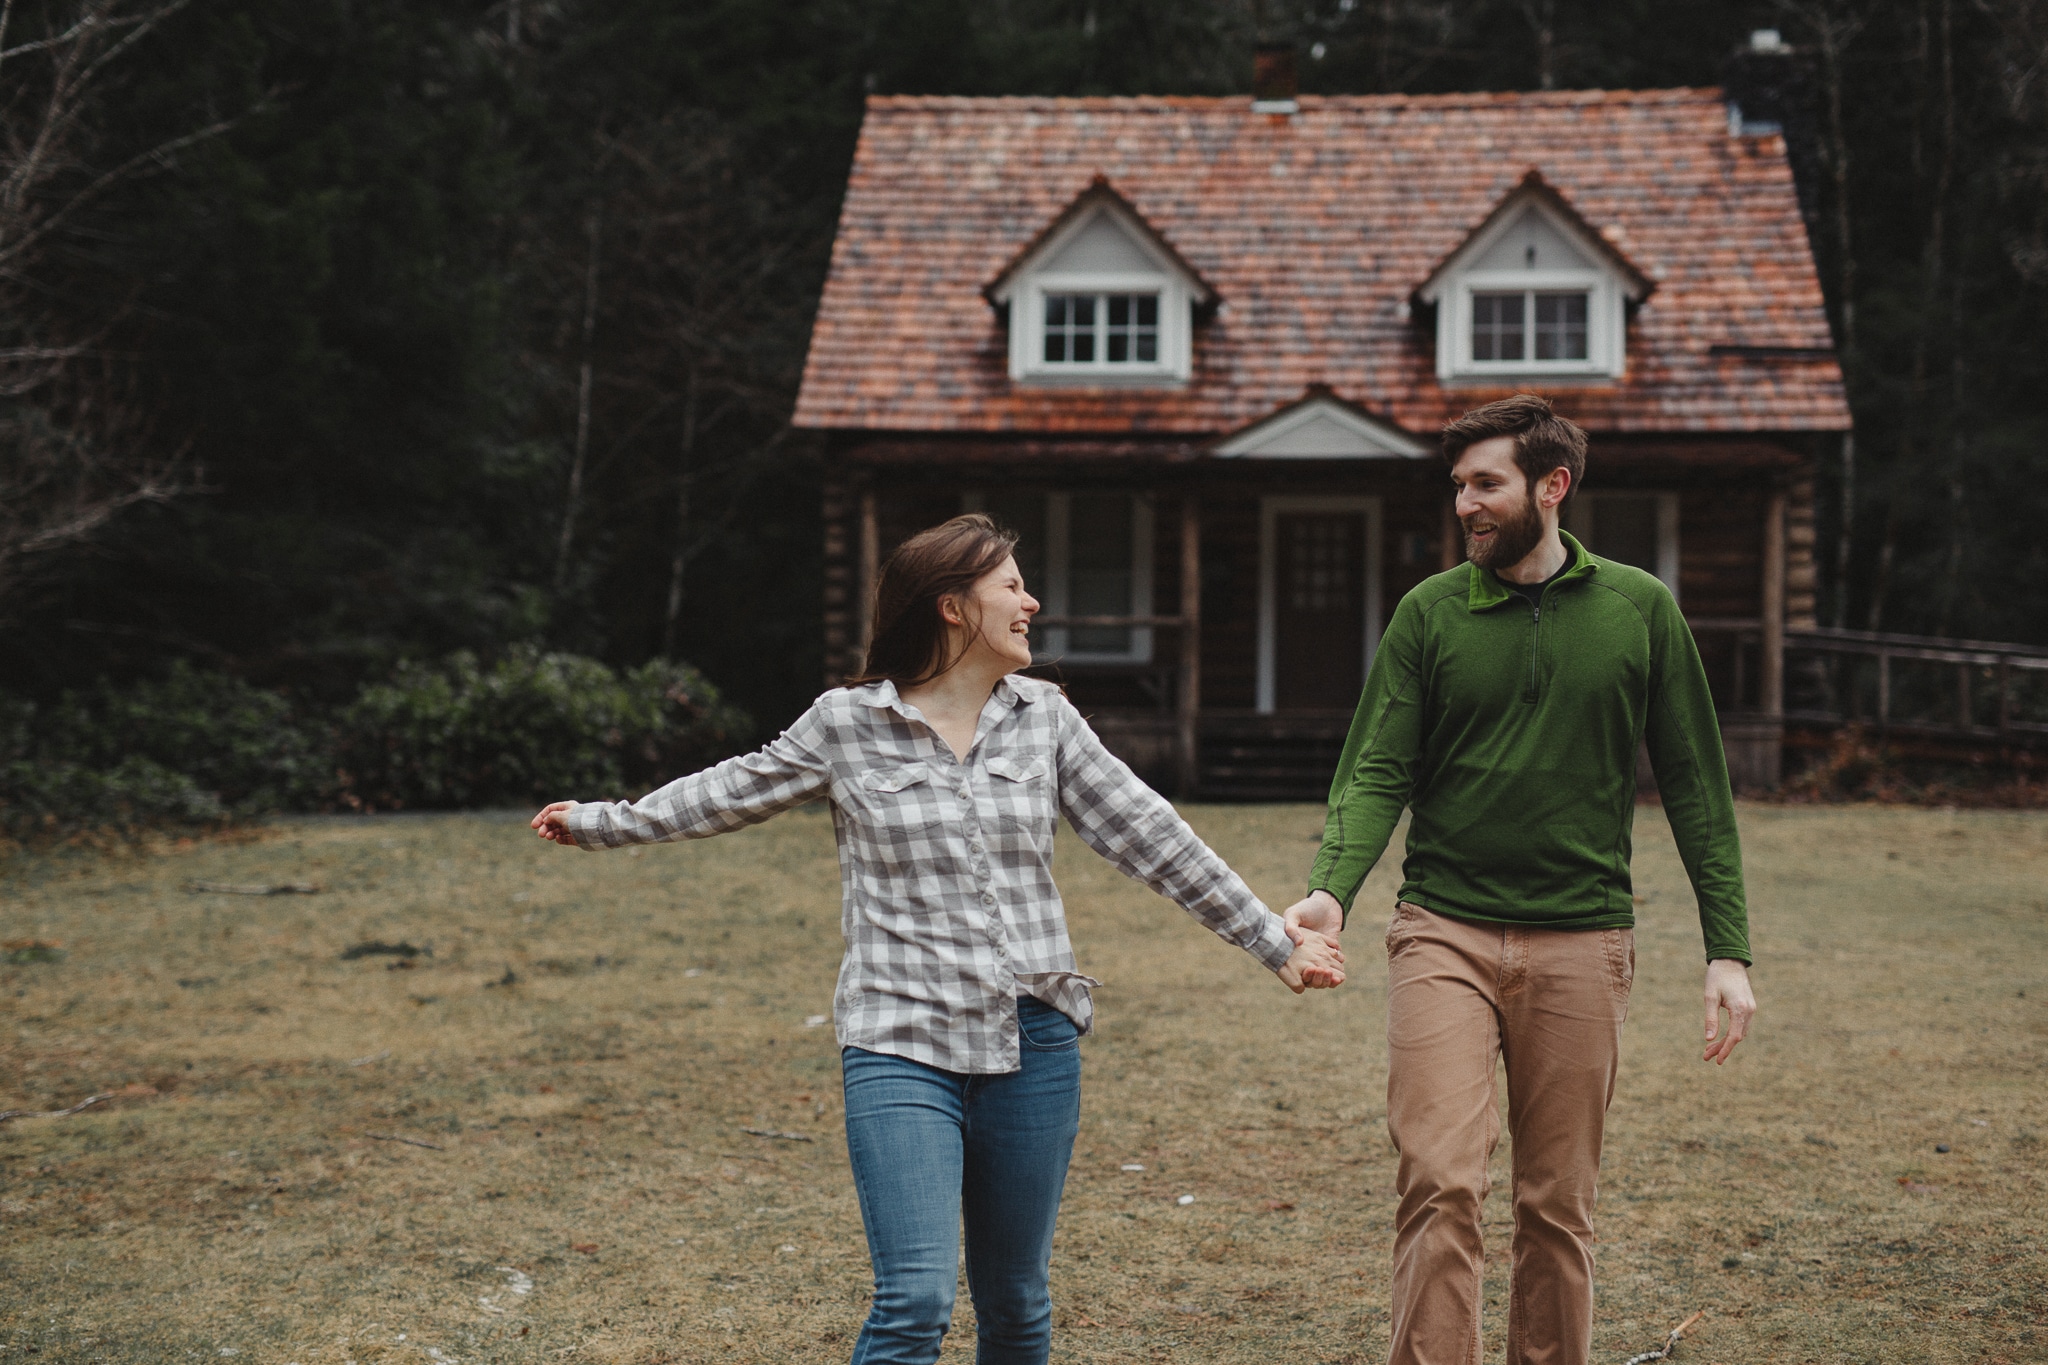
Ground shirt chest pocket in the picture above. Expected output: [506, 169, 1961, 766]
[858, 762, 945, 836]
[983, 755, 1054, 841]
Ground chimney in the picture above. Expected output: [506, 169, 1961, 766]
[1253, 44, 1298, 115]
[1721, 30, 1821, 243]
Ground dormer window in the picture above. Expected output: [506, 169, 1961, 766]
[986, 176, 1215, 385]
[1416, 171, 1653, 383]
[1472, 290, 1589, 362]
[1043, 292, 1159, 365]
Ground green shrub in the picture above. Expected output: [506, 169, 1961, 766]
[0, 649, 751, 836]
[0, 664, 317, 837]
[37, 662, 324, 812]
[331, 647, 749, 811]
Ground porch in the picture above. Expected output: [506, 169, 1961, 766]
[823, 443, 1821, 799]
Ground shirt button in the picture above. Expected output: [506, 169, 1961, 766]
[982, 892, 997, 905]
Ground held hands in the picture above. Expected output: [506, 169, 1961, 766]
[1702, 958, 1755, 1065]
[531, 800, 580, 846]
[1276, 888, 1348, 994]
[1276, 926, 1345, 993]
[1274, 887, 1347, 995]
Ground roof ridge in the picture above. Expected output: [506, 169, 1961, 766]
[864, 87, 1726, 112]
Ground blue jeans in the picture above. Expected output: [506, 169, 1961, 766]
[841, 996, 1083, 1365]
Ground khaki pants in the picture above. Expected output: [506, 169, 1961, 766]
[1383, 902, 1633, 1365]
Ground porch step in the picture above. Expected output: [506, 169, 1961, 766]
[1196, 715, 1350, 802]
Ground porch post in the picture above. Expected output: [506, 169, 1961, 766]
[857, 486, 879, 661]
[1760, 487, 1787, 783]
[1177, 494, 1202, 799]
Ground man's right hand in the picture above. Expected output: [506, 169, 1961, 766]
[1283, 889, 1345, 944]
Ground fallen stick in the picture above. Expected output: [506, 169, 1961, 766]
[367, 1132, 444, 1150]
[740, 1126, 814, 1143]
[0, 1093, 113, 1125]
[1624, 1310, 1706, 1365]
[187, 880, 322, 895]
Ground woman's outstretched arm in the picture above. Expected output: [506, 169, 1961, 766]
[1050, 698, 1344, 990]
[532, 705, 832, 849]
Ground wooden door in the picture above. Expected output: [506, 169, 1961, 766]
[1275, 512, 1365, 710]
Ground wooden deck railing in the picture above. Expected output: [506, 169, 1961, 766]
[1782, 625, 2048, 741]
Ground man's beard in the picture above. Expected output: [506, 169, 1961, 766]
[1463, 487, 1546, 572]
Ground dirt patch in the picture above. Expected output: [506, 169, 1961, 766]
[1, 804, 2043, 1362]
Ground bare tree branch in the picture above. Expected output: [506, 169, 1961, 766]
[0, 1, 225, 620]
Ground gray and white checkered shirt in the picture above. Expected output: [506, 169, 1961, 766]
[565, 674, 1293, 1074]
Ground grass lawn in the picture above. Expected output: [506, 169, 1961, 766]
[2, 802, 2045, 1364]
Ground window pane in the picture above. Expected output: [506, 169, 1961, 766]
[1473, 292, 1525, 362]
[1535, 292, 1589, 361]
[1068, 494, 1134, 653]
[1100, 292, 1159, 367]
[1582, 496, 1660, 573]
[1287, 517, 1352, 613]
[1044, 293, 1087, 363]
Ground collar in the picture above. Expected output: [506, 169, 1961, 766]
[1467, 530, 1598, 612]
[850, 672, 1034, 718]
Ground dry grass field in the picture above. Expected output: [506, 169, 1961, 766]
[3, 801, 2045, 1365]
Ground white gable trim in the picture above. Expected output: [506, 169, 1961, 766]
[1213, 395, 1428, 459]
[991, 199, 1205, 384]
[1418, 189, 1643, 383]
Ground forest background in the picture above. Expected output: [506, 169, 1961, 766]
[2, 0, 2045, 811]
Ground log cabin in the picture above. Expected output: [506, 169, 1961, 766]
[792, 70, 1851, 797]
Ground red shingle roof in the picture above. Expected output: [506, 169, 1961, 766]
[793, 90, 1851, 438]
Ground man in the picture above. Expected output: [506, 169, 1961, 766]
[1283, 394, 1756, 1365]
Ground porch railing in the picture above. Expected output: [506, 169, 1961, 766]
[1691, 619, 2048, 743]
[1785, 625, 2048, 742]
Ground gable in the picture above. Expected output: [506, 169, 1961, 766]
[1415, 171, 1653, 306]
[985, 176, 1215, 306]
[1467, 206, 1598, 274]
[1213, 393, 1427, 459]
[1038, 211, 1159, 275]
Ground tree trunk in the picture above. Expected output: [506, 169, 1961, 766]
[661, 363, 701, 657]
[553, 206, 602, 592]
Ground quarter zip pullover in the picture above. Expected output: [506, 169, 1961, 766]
[1309, 532, 1751, 963]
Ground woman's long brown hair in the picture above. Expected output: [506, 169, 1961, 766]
[847, 514, 1020, 689]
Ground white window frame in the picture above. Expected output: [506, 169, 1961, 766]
[1442, 270, 1622, 379]
[990, 200, 1203, 385]
[1019, 273, 1189, 382]
[1256, 496, 1383, 714]
[1417, 193, 1637, 383]
[1567, 491, 1680, 600]
[962, 491, 1155, 664]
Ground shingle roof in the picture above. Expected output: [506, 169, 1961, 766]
[793, 90, 1851, 439]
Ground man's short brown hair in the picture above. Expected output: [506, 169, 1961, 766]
[1441, 394, 1588, 502]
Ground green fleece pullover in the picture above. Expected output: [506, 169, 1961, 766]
[1309, 531, 1751, 964]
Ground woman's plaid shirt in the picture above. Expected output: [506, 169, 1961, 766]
[566, 674, 1293, 1074]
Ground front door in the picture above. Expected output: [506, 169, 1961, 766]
[1274, 512, 1366, 710]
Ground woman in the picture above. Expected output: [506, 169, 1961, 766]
[531, 514, 1344, 1365]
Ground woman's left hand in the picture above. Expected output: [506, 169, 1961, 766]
[1276, 924, 1346, 993]
[531, 800, 580, 845]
